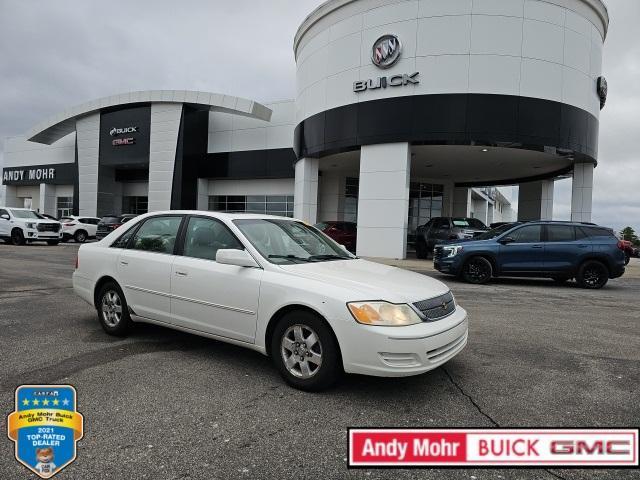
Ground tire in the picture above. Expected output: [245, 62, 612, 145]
[624, 253, 630, 266]
[47, 240, 60, 246]
[462, 256, 493, 284]
[576, 260, 609, 289]
[74, 230, 88, 243]
[11, 229, 25, 246]
[416, 240, 428, 259]
[271, 310, 342, 391]
[551, 276, 570, 285]
[96, 282, 132, 336]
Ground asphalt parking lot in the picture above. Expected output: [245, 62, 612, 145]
[0, 243, 638, 479]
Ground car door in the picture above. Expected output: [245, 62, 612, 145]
[80, 218, 99, 237]
[498, 224, 544, 273]
[116, 215, 184, 323]
[0, 209, 10, 236]
[170, 216, 263, 343]
[429, 219, 449, 248]
[544, 225, 590, 273]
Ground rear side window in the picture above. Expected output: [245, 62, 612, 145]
[111, 227, 137, 249]
[579, 227, 615, 239]
[547, 225, 575, 242]
[512, 225, 542, 243]
[130, 216, 183, 254]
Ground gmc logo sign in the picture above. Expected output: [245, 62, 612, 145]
[551, 440, 632, 455]
[112, 138, 136, 146]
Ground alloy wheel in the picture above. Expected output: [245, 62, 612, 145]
[583, 265, 605, 288]
[101, 290, 123, 327]
[280, 324, 323, 379]
[466, 258, 491, 283]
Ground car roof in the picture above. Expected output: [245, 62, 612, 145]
[130, 211, 295, 222]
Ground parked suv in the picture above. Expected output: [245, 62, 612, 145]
[61, 216, 101, 243]
[416, 217, 488, 258]
[433, 222, 626, 289]
[96, 214, 138, 240]
[0, 207, 62, 245]
[315, 221, 357, 252]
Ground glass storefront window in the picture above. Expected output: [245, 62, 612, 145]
[408, 183, 444, 248]
[122, 196, 148, 215]
[56, 197, 73, 218]
[208, 195, 294, 217]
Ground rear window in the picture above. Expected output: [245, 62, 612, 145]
[101, 217, 120, 224]
[579, 227, 616, 239]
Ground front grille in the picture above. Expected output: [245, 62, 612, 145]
[414, 291, 456, 322]
[37, 223, 60, 233]
[433, 246, 444, 261]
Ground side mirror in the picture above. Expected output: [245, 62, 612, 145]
[499, 237, 515, 245]
[216, 249, 260, 268]
[0, 214, 9, 220]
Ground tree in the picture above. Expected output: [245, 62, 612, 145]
[620, 226, 639, 246]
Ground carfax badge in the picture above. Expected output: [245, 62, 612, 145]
[7, 385, 84, 478]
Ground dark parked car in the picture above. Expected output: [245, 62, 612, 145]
[96, 214, 138, 240]
[416, 217, 488, 258]
[315, 221, 357, 252]
[433, 222, 626, 289]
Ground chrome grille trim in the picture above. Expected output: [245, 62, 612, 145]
[414, 291, 456, 322]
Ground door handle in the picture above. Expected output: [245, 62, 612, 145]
[175, 271, 188, 277]
[120, 261, 129, 266]
[532, 245, 543, 249]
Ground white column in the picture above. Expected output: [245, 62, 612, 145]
[197, 179, 209, 211]
[293, 158, 319, 224]
[571, 163, 594, 222]
[76, 113, 101, 217]
[39, 183, 56, 216]
[3, 185, 20, 207]
[452, 187, 471, 217]
[148, 103, 182, 212]
[357, 143, 410, 259]
[517, 180, 555, 221]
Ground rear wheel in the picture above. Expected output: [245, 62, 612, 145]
[462, 256, 493, 284]
[11, 229, 25, 246]
[97, 282, 132, 336]
[74, 230, 88, 243]
[271, 310, 342, 391]
[624, 253, 630, 266]
[576, 260, 609, 289]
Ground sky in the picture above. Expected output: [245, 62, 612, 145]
[0, 0, 638, 232]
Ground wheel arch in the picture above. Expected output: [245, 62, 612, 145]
[264, 304, 342, 361]
[461, 251, 498, 275]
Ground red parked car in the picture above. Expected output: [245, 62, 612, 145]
[315, 221, 357, 253]
[619, 240, 634, 265]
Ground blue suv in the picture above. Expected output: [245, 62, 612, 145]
[433, 222, 626, 289]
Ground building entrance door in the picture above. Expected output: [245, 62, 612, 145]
[408, 183, 443, 250]
[23, 198, 33, 210]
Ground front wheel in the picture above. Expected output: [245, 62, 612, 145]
[271, 311, 342, 391]
[462, 257, 493, 284]
[74, 230, 88, 243]
[576, 260, 609, 289]
[97, 282, 132, 336]
[11, 229, 25, 246]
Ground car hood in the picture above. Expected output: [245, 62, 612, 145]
[438, 238, 495, 247]
[278, 259, 451, 303]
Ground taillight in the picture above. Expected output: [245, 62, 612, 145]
[64, 223, 76, 227]
[617, 241, 625, 250]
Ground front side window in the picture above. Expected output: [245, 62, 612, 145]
[547, 225, 575, 242]
[0, 209, 10, 218]
[130, 216, 182, 254]
[234, 219, 353, 265]
[512, 225, 542, 243]
[183, 217, 243, 261]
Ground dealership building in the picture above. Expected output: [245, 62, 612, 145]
[1, 0, 608, 258]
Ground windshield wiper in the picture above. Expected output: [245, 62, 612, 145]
[268, 255, 314, 263]
[307, 254, 352, 262]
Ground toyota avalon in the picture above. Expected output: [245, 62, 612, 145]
[73, 212, 468, 391]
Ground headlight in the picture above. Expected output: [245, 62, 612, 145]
[442, 245, 464, 258]
[25, 222, 36, 229]
[347, 301, 422, 327]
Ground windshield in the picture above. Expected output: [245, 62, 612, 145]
[452, 218, 486, 229]
[234, 219, 354, 265]
[475, 223, 518, 240]
[10, 209, 40, 219]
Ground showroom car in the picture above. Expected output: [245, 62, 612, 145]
[73, 212, 468, 391]
[314, 221, 357, 253]
[433, 222, 626, 289]
[0, 207, 62, 245]
[60, 216, 101, 243]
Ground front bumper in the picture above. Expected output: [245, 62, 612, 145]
[434, 255, 464, 276]
[25, 229, 62, 240]
[339, 307, 468, 377]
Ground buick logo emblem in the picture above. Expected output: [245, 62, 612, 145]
[110, 126, 138, 136]
[372, 34, 402, 69]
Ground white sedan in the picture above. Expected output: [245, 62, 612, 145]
[73, 212, 468, 391]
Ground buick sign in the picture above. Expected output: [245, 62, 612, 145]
[372, 34, 402, 69]
[110, 126, 138, 136]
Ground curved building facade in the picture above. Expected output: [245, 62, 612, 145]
[2, 0, 609, 259]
